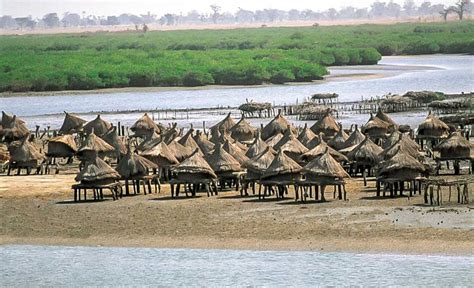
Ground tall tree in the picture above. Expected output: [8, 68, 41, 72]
[453, 0, 471, 20]
[403, 0, 416, 16]
[42, 13, 60, 28]
[210, 4, 221, 24]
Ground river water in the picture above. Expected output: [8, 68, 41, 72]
[1, 54, 473, 130]
[1, 245, 473, 287]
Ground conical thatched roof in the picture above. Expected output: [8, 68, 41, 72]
[303, 148, 350, 179]
[297, 123, 317, 148]
[265, 133, 284, 148]
[173, 149, 217, 178]
[376, 109, 397, 126]
[0, 114, 29, 141]
[301, 135, 348, 163]
[59, 112, 87, 134]
[246, 132, 271, 158]
[102, 127, 127, 157]
[362, 114, 391, 137]
[136, 129, 161, 152]
[141, 140, 179, 167]
[211, 112, 236, 134]
[418, 113, 449, 138]
[47, 134, 77, 157]
[243, 147, 275, 175]
[382, 130, 402, 150]
[2, 111, 25, 126]
[273, 128, 308, 160]
[116, 149, 158, 178]
[0, 143, 9, 163]
[162, 123, 180, 144]
[83, 115, 112, 136]
[434, 131, 473, 159]
[77, 132, 115, 158]
[381, 137, 422, 161]
[222, 139, 250, 165]
[262, 149, 302, 179]
[230, 115, 257, 144]
[8, 137, 44, 165]
[130, 113, 161, 137]
[347, 137, 383, 165]
[75, 156, 120, 184]
[378, 150, 426, 178]
[342, 126, 366, 149]
[205, 144, 241, 173]
[327, 124, 349, 150]
[193, 130, 215, 155]
[178, 128, 201, 152]
[261, 112, 295, 140]
[167, 139, 194, 162]
[310, 110, 340, 136]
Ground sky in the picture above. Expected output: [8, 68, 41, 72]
[0, 0, 456, 18]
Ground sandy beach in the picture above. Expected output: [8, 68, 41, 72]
[1, 173, 472, 255]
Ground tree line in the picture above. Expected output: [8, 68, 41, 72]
[0, 0, 472, 30]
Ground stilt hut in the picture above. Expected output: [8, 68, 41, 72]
[116, 149, 159, 195]
[310, 110, 340, 139]
[230, 115, 257, 144]
[136, 129, 161, 152]
[205, 144, 243, 191]
[300, 135, 348, 163]
[141, 140, 179, 178]
[261, 111, 296, 141]
[59, 112, 86, 134]
[7, 137, 45, 175]
[222, 139, 250, 165]
[340, 125, 366, 151]
[265, 133, 284, 148]
[166, 139, 194, 162]
[0, 114, 29, 142]
[362, 113, 391, 143]
[243, 147, 276, 183]
[76, 132, 115, 160]
[300, 148, 350, 202]
[311, 93, 338, 106]
[178, 128, 201, 153]
[297, 123, 317, 148]
[170, 149, 217, 197]
[130, 113, 162, 138]
[376, 108, 397, 127]
[260, 149, 302, 199]
[327, 124, 349, 151]
[347, 137, 383, 185]
[193, 130, 215, 155]
[380, 136, 423, 161]
[245, 132, 271, 158]
[210, 112, 236, 135]
[273, 128, 308, 162]
[102, 127, 127, 159]
[417, 112, 450, 149]
[46, 134, 77, 164]
[434, 131, 474, 175]
[83, 115, 112, 136]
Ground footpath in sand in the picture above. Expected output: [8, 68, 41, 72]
[0, 174, 473, 255]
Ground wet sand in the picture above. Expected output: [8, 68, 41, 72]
[1, 173, 472, 255]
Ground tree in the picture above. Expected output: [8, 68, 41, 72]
[439, 7, 450, 21]
[210, 4, 221, 24]
[0, 16, 17, 29]
[386, 1, 402, 18]
[42, 13, 60, 28]
[403, 0, 416, 16]
[62, 12, 81, 27]
[370, 2, 387, 18]
[453, 0, 471, 20]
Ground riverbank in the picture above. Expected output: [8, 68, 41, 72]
[1, 174, 472, 256]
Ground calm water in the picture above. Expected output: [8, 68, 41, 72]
[1, 245, 473, 287]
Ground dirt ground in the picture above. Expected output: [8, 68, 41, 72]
[1, 173, 472, 255]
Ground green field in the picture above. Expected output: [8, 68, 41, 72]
[0, 21, 473, 92]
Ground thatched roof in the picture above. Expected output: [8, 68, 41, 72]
[205, 144, 241, 173]
[83, 115, 112, 136]
[297, 123, 317, 148]
[382, 131, 402, 150]
[381, 95, 412, 106]
[378, 150, 426, 177]
[116, 150, 158, 178]
[0, 143, 9, 163]
[261, 112, 296, 140]
[161, 123, 180, 144]
[47, 134, 77, 157]
[130, 113, 162, 136]
[246, 132, 271, 158]
[222, 139, 250, 165]
[75, 156, 120, 184]
[311, 93, 338, 100]
[230, 115, 257, 144]
[243, 147, 275, 175]
[8, 138, 44, 164]
[327, 124, 349, 151]
[102, 127, 127, 157]
[310, 110, 340, 136]
[2, 111, 25, 126]
[193, 130, 215, 155]
[273, 128, 308, 159]
[238, 102, 271, 113]
[301, 135, 348, 163]
[77, 132, 115, 158]
[173, 149, 217, 178]
[380, 137, 422, 161]
[0, 114, 29, 141]
[342, 126, 366, 149]
[434, 131, 473, 159]
[403, 91, 445, 103]
[265, 133, 284, 148]
[178, 128, 201, 152]
[59, 112, 87, 134]
[376, 109, 397, 126]
[362, 114, 391, 133]
[136, 129, 161, 152]
[417, 113, 450, 138]
[141, 140, 179, 167]
[210, 112, 236, 134]
[303, 148, 350, 179]
[347, 137, 383, 165]
[167, 139, 194, 162]
[262, 149, 302, 179]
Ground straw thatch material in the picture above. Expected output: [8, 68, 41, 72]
[265, 133, 284, 148]
[102, 127, 127, 157]
[223, 139, 250, 165]
[434, 131, 473, 159]
[403, 91, 444, 103]
[0, 143, 9, 163]
[378, 151, 426, 180]
[59, 112, 87, 134]
[261, 112, 296, 140]
[220, 133, 248, 152]
[193, 130, 215, 155]
[230, 115, 257, 144]
[303, 148, 350, 179]
[75, 156, 120, 185]
[273, 128, 308, 161]
[77, 132, 115, 159]
[178, 128, 201, 152]
[173, 149, 217, 179]
[130, 113, 161, 137]
[381, 137, 422, 161]
[0, 114, 29, 141]
[141, 140, 179, 167]
[382, 131, 402, 149]
[310, 110, 340, 137]
[136, 129, 161, 152]
[2, 111, 23, 125]
[327, 124, 349, 151]
[301, 135, 348, 163]
[238, 102, 271, 113]
[417, 113, 450, 138]
[83, 115, 112, 136]
[243, 147, 276, 179]
[246, 132, 271, 158]
[167, 139, 194, 162]
[311, 93, 338, 100]
[47, 134, 77, 158]
[161, 123, 180, 144]
[342, 126, 366, 149]
[362, 114, 391, 138]
[376, 109, 397, 126]
[262, 149, 302, 181]
[8, 138, 44, 167]
[116, 150, 158, 178]
[211, 112, 236, 134]
[297, 123, 317, 148]
[347, 137, 383, 165]
[205, 144, 241, 174]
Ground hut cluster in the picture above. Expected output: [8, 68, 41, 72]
[1, 104, 472, 204]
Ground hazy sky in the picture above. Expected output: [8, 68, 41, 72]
[1, 0, 456, 18]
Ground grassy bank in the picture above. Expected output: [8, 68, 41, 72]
[0, 21, 473, 92]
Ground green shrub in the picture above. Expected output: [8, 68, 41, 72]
[403, 41, 440, 55]
[182, 71, 214, 86]
[269, 70, 295, 84]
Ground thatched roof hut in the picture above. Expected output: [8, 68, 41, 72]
[141, 140, 179, 168]
[136, 129, 161, 152]
[173, 149, 217, 181]
[311, 93, 338, 101]
[347, 137, 383, 166]
[8, 138, 44, 167]
[243, 147, 275, 180]
[434, 131, 473, 159]
[265, 133, 284, 148]
[376, 109, 397, 127]
[238, 102, 271, 113]
[246, 132, 271, 159]
[303, 148, 350, 182]
[161, 123, 180, 144]
[59, 112, 87, 134]
[403, 91, 444, 104]
[193, 130, 215, 155]
[222, 139, 249, 165]
[261, 149, 302, 182]
[261, 112, 296, 141]
[102, 127, 127, 158]
[380, 137, 423, 161]
[417, 113, 450, 138]
[116, 149, 158, 178]
[230, 115, 257, 144]
[327, 124, 349, 151]
[310, 110, 340, 137]
[362, 114, 391, 139]
[378, 151, 426, 180]
[300, 135, 348, 163]
[342, 125, 366, 150]
[75, 155, 120, 185]
[130, 113, 161, 137]
[297, 124, 317, 148]
[273, 128, 308, 162]
[210, 112, 236, 134]
[0, 114, 29, 142]
[83, 115, 112, 136]
[205, 144, 241, 175]
[178, 128, 201, 152]
[47, 134, 77, 158]
[77, 132, 115, 159]
[167, 139, 194, 162]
